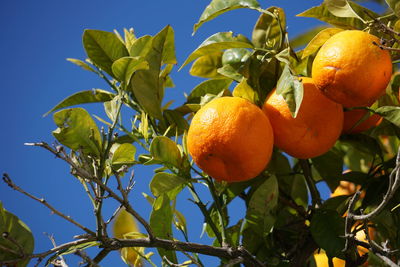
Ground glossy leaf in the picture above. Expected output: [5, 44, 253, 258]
[386, 0, 400, 17]
[0, 202, 34, 266]
[297, 1, 373, 30]
[111, 56, 149, 85]
[324, 0, 363, 19]
[190, 52, 224, 78]
[312, 149, 343, 191]
[290, 26, 327, 49]
[83, 29, 129, 76]
[276, 65, 304, 118]
[187, 79, 232, 103]
[150, 136, 182, 167]
[150, 194, 177, 263]
[150, 172, 186, 199]
[181, 32, 253, 69]
[129, 35, 153, 57]
[302, 28, 343, 59]
[375, 106, 400, 127]
[221, 48, 251, 68]
[45, 89, 115, 116]
[111, 143, 136, 165]
[193, 0, 260, 33]
[163, 109, 190, 134]
[291, 175, 308, 208]
[52, 108, 102, 156]
[232, 78, 257, 103]
[246, 175, 278, 234]
[130, 26, 175, 119]
[310, 209, 346, 257]
[252, 7, 286, 49]
[217, 64, 243, 82]
[66, 58, 96, 73]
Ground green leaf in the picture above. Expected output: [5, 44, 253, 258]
[312, 149, 343, 191]
[187, 79, 232, 103]
[375, 106, 400, 127]
[129, 35, 153, 57]
[276, 65, 304, 118]
[66, 58, 96, 73]
[163, 110, 190, 134]
[324, 0, 363, 20]
[302, 28, 343, 59]
[232, 78, 257, 103]
[52, 108, 102, 156]
[111, 56, 149, 85]
[297, 1, 374, 30]
[217, 64, 243, 82]
[130, 26, 175, 119]
[386, 0, 400, 17]
[0, 202, 34, 266]
[291, 175, 308, 208]
[150, 172, 186, 199]
[190, 52, 224, 79]
[246, 176, 278, 235]
[150, 136, 182, 167]
[221, 48, 251, 68]
[83, 29, 129, 77]
[45, 89, 115, 116]
[193, 0, 260, 34]
[181, 32, 253, 70]
[150, 194, 177, 264]
[290, 26, 327, 49]
[310, 209, 345, 257]
[111, 143, 136, 165]
[252, 7, 286, 49]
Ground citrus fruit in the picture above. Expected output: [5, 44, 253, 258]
[331, 180, 361, 197]
[314, 251, 345, 267]
[113, 208, 143, 267]
[342, 109, 382, 134]
[187, 96, 274, 182]
[262, 77, 343, 159]
[312, 30, 392, 108]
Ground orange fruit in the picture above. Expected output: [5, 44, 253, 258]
[331, 180, 361, 197]
[262, 77, 343, 159]
[187, 96, 274, 182]
[314, 251, 345, 267]
[342, 109, 382, 134]
[312, 30, 392, 108]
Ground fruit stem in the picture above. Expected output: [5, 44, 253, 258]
[187, 183, 223, 245]
[206, 178, 229, 248]
[299, 159, 322, 208]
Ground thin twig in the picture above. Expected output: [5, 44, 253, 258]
[0, 238, 96, 266]
[24, 142, 155, 240]
[2, 173, 96, 236]
[75, 250, 100, 267]
[299, 159, 322, 208]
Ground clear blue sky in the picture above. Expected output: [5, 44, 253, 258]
[0, 0, 383, 266]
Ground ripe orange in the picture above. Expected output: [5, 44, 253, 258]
[331, 180, 361, 197]
[312, 30, 392, 108]
[342, 109, 382, 134]
[314, 251, 345, 267]
[187, 96, 274, 182]
[262, 77, 343, 159]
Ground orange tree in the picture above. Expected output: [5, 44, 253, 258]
[2, 0, 400, 266]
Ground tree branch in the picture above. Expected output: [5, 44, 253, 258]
[2, 173, 96, 236]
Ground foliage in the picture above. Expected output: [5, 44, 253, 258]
[2, 0, 400, 266]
